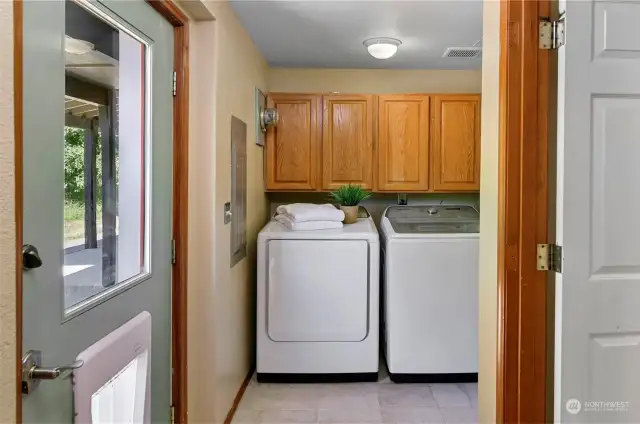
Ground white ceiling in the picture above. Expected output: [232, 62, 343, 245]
[66, 49, 119, 89]
[229, 0, 483, 70]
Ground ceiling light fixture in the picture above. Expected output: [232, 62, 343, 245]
[364, 37, 402, 60]
[65, 36, 95, 55]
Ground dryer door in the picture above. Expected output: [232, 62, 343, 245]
[267, 239, 369, 342]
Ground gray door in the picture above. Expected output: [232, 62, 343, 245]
[21, 0, 174, 421]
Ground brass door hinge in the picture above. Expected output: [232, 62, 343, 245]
[170, 405, 175, 424]
[172, 71, 177, 96]
[539, 17, 565, 49]
[537, 244, 563, 273]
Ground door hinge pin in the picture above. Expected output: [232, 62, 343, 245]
[172, 71, 177, 96]
[171, 239, 176, 265]
[170, 405, 175, 424]
[539, 17, 565, 50]
[537, 243, 563, 273]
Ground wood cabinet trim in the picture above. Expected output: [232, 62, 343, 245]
[373, 95, 379, 192]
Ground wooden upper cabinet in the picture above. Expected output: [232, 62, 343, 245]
[377, 95, 430, 191]
[264, 92, 481, 193]
[265, 94, 321, 190]
[322, 95, 374, 190]
[431, 95, 481, 191]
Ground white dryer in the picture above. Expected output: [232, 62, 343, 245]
[381, 205, 479, 383]
[257, 211, 379, 382]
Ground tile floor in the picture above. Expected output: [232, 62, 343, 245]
[233, 372, 477, 424]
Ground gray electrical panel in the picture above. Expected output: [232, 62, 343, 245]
[230, 116, 247, 267]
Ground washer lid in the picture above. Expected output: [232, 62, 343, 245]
[385, 205, 479, 234]
[389, 220, 479, 234]
[386, 205, 479, 220]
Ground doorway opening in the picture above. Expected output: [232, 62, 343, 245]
[226, 1, 483, 423]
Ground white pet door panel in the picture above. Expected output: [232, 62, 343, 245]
[74, 312, 152, 424]
[267, 239, 369, 342]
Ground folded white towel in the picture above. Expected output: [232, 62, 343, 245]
[275, 214, 343, 231]
[276, 203, 345, 222]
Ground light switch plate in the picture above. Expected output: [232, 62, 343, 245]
[224, 202, 232, 225]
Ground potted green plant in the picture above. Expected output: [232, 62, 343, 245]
[330, 184, 372, 224]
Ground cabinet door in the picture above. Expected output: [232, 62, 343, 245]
[322, 95, 374, 190]
[265, 94, 321, 190]
[378, 95, 430, 191]
[432, 95, 481, 191]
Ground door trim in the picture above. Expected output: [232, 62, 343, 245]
[13, 1, 190, 422]
[145, 2, 190, 423]
[13, 1, 24, 422]
[497, 0, 551, 423]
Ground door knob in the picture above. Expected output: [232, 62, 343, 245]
[22, 244, 42, 270]
[21, 350, 83, 395]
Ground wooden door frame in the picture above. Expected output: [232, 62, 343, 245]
[13, 0, 190, 422]
[14, 1, 24, 420]
[146, 2, 189, 423]
[497, 0, 551, 423]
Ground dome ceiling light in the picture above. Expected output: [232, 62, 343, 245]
[65, 36, 95, 55]
[364, 37, 402, 60]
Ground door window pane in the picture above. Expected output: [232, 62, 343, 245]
[64, 1, 148, 311]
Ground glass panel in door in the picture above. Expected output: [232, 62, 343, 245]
[63, 1, 149, 313]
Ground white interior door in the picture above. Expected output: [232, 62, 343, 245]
[21, 0, 174, 421]
[556, 1, 640, 421]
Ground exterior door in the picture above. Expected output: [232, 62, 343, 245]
[556, 1, 640, 421]
[22, 0, 174, 422]
[431, 95, 480, 192]
[377, 95, 430, 191]
[321, 94, 374, 190]
[265, 94, 321, 190]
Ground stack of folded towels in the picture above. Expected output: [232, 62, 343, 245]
[275, 203, 346, 231]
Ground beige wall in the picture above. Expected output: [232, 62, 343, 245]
[0, 3, 16, 423]
[478, 0, 500, 423]
[187, 17, 217, 423]
[187, 2, 269, 423]
[268, 68, 481, 93]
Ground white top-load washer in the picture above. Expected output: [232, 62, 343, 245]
[381, 205, 479, 383]
[257, 210, 379, 383]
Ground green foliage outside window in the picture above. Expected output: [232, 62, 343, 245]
[64, 127, 118, 203]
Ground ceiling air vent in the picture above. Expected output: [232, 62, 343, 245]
[442, 47, 482, 58]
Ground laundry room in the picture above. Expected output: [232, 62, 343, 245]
[216, 1, 488, 423]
